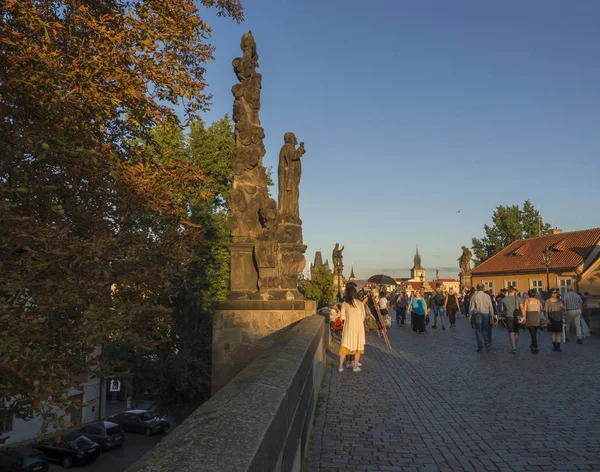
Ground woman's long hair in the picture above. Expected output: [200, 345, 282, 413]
[345, 286, 358, 307]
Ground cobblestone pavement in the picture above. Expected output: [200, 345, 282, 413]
[310, 317, 600, 471]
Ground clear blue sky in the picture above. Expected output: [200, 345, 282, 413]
[197, 0, 600, 280]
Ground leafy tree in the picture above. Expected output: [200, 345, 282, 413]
[107, 116, 234, 422]
[471, 200, 551, 265]
[301, 269, 335, 308]
[0, 0, 243, 431]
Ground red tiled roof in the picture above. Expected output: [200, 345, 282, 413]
[471, 228, 600, 275]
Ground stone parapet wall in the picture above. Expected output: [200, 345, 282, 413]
[127, 315, 325, 472]
[212, 299, 317, 394]
[583, 307, 600, 333]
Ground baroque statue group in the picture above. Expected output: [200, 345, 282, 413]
[227, 31, 308, 301]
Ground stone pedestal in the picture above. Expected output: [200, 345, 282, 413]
[460, 273, 472, 290]
[212, 299, 317, 394]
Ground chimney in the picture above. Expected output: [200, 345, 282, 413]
[551, 227, 563, 235]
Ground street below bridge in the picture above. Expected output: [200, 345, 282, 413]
[311, 318, 600, 472]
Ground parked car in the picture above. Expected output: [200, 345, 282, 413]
[0, 446, 49, 472]
[108, 410, 170, 436]
[78, 421, 125, 452]
[30, 435, 100, 469]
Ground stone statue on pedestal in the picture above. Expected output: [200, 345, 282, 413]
[458, 246, 472, 275]
[278, 132, 306, 224]
[225, 31, 307, 300]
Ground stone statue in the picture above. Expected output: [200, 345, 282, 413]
[278, 132, 306, 224]
[332, 243, 344, 268]
[458, 246, 472, 274]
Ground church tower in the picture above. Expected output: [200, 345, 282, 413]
[410, 246, 426, 281]
[349, 266, 356, 282]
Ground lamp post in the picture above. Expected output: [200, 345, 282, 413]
[542, 246, 552, 294]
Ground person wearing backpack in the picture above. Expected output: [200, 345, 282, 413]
[431, 288, 447, 330]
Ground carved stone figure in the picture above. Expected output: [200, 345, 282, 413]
[458, 246, 472, 274]
[332, 243, 344, 269]
[278, 132, 306, 224]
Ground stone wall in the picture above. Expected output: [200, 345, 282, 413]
[212, 299, 317, 394]
[128, 315, 325, 472]
[583, 307, 600, 333]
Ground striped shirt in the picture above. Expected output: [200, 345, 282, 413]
[563, 291, 583, 311]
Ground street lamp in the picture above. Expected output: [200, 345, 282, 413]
[542, 246, 553, 294]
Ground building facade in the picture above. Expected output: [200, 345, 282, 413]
[470, 228, 600, 301]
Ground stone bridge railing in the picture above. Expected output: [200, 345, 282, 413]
[128, 314, 326, 472]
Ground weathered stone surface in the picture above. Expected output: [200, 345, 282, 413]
[212, 299, 317, 394]
[128, 316, 325, 472]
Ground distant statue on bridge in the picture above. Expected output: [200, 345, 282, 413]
[332, 243, 344, 269]
[458, 246, 472, 274]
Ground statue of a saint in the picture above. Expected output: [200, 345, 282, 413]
[332, 243, 344, 268]
[278, 132, 306, 222]
[458, 246, 472, 274]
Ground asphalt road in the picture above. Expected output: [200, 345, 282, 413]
[48, 431, 165, 471]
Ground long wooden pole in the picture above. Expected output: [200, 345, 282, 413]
[370, 293, 392, 350]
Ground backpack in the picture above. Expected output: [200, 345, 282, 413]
[434, 293, 445, 306]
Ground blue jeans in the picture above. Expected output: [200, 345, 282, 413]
[474, 314, 492, 349]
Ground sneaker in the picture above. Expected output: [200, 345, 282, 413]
[577, 338, 583, 345]
[485, 344, 492, 352]
[510, 349, 517, 354]
[442, 326, 446, 331]
[352, 367, 361, 373]
[432, 325, 437, 329]
[338, 367, 343, 373]
[529, 346, 535, 352]
[532, 348, 539, 354]
[356, 362, 363, 367]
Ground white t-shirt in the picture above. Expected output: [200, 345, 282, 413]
[379, 297, 389, 310]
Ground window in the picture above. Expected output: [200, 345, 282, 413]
[483, 281, 494, 292]
[505, 280, 517, 290]
[531, 280, 543, 291]
[0, 409, 13, 433]
[559, 278, 573, 296]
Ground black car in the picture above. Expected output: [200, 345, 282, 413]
[79, 421, 125, 452]
[30, 435, 100, 469]
[0, 446, 49, 472]
[108, 410, 170, 436]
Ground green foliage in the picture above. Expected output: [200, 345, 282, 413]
[301, 269, 335, 308]
[106, 116, 234, 421]
[471, 200, 552, 265]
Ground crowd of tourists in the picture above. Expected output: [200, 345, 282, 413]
[331, 282, 591, 372]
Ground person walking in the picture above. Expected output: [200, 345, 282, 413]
[444, 288, 461, 328]
[546, 288, 566, 351]
[396, 291, 408, 326]
[563, 287, 584, 344]
[409, 291, 418, 332]
[431, 288, 447, 330]
[379, 289, 390, 329]
[408, 289, 428, 334]
[338, 285, 366, 373]
[523, 289, 542, 354]
[499, 286, 522, 353]
[469, 283, 496, 352]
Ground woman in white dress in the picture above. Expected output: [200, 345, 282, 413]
[338, 285, 366, 373]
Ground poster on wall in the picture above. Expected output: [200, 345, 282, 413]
[109, 379, 121, 392]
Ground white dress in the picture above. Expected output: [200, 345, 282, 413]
[340, 300, 366, 355]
